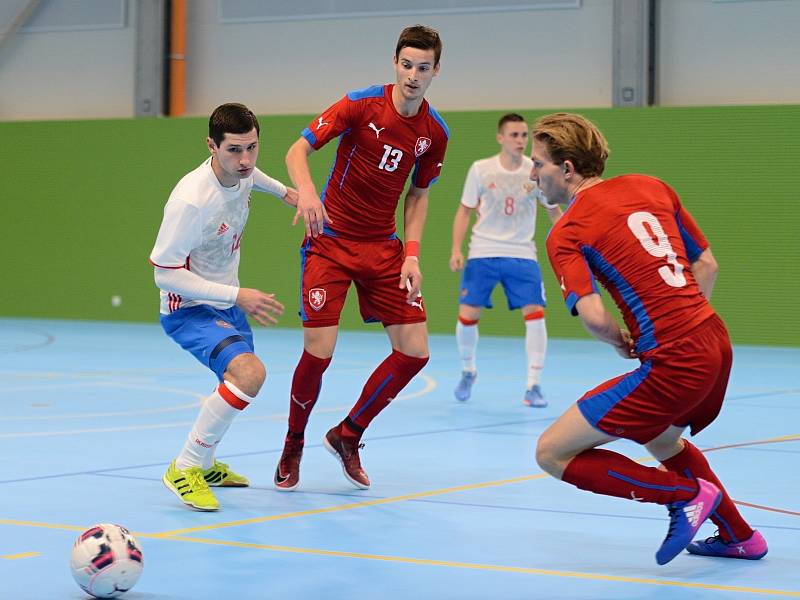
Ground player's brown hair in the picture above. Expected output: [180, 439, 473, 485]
[532, 113, 609, 177]
[395, 25, 443, 66]
[498, 113, 525, 132]
[208, 103, 260, 147]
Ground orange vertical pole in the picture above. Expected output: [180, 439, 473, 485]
[169, 0, 187, 116]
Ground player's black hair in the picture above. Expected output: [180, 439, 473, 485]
[498, 113, 526, 132]
[395, 25, 443, 66]
[208, 103, 260, 147]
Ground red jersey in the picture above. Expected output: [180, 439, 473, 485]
[302, 84, 449, 241]
[546, 175, 715, 353]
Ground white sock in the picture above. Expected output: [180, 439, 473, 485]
[456, 319, 479, 373]
[525, 316, 547, 389]
[176, 382, 253, 471]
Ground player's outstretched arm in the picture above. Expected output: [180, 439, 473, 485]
[450, 204, 472, 271]
[400, 186, 429, 302]
[545, 204, 563, 224]
[575, 293, 638, 359]
[235, 288, 285, 327]
[689, 248, 718, 300]
[286, 137, 330, 238]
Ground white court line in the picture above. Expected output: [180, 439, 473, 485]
[0, 383, 204, 421]
[0, 374, 436, 439]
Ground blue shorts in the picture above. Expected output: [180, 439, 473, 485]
[160, 305, 254, 381]
[459, 257, 546, 310]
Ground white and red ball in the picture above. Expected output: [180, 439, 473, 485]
[70, 523, 143, 598]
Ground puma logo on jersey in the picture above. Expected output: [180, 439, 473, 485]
[560, 276, 566, 292]
[630, 491, 644, 502]
[368, 122, 385, 138]
[316, 116, 329, 130]
[291, 394, 313, 410]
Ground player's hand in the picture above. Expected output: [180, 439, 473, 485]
[292, 189, 331, 238]
[282, 187, 299, 208]
[449, 251, 464, 272]
[236, 288, 285, 326]
[399, 258, 423, 304]
[614, 329, 639, 359]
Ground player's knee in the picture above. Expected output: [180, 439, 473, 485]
[534, 433, 561, 477]
[645, 437, 684, 462]
[225, 353, 266, 398]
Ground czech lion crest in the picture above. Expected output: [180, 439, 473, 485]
[414, 137, 432, 157]
[309, 288, 326, 311]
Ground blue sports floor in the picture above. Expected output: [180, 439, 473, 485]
[1, 318, 798, 599]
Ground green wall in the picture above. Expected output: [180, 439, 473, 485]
[3, 105, 798, 346]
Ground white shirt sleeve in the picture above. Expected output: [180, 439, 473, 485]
[459, 163, 481, 208]
[535, 186, 558, 209]
[252, 167, 288, 199]
[150, 199, 203, 268]
[153, 266, 239, 305]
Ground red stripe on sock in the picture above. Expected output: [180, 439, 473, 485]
[458, 316, 479, 326]
[218, 383, 249, 410]
[524, 310, 545, 321]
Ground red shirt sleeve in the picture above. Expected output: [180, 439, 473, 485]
[301, 95, 357, 150]
[663, 181, 709, 262]
[411, 129, 447, 189]
[545, 220, 600, 316]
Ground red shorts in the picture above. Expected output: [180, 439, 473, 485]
[299, 235, 427, 328]
[577, 314, 732, 444]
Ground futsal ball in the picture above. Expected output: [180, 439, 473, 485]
[70, 523, 143, 598]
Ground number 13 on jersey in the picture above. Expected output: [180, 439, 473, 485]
[378, 144, 403, 172]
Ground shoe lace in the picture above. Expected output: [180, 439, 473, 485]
[704, 529, 723, 544]
[341, 440, 365, 465]
[186, 468, 211, 492]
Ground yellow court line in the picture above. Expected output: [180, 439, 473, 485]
[0, 519, 85, 533]
[154, 431, 800, 538]
[1, 551, 41, 560]
[152, 473, 550, 538]
[165, 535, 800, 597]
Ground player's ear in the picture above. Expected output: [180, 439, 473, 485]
[206, 136, 217, 153]
[563, 160, 573, 178]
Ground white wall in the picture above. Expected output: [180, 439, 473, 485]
[0, 1, 136, 120]
[184, 0, 613, 116]
[0, 0, 798, 121]
[658, 0, 800, 106]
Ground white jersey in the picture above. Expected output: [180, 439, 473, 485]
[460, 155, 543, 260]
[150, 157, 286, 315]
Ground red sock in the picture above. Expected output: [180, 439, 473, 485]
[346, 350, 429, 434]
[660, 440, 753, 543]
[562, 449, 698, 504]
[287, 350, 331, 437]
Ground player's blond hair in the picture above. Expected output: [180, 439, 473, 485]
[532, 113, 609, 177]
